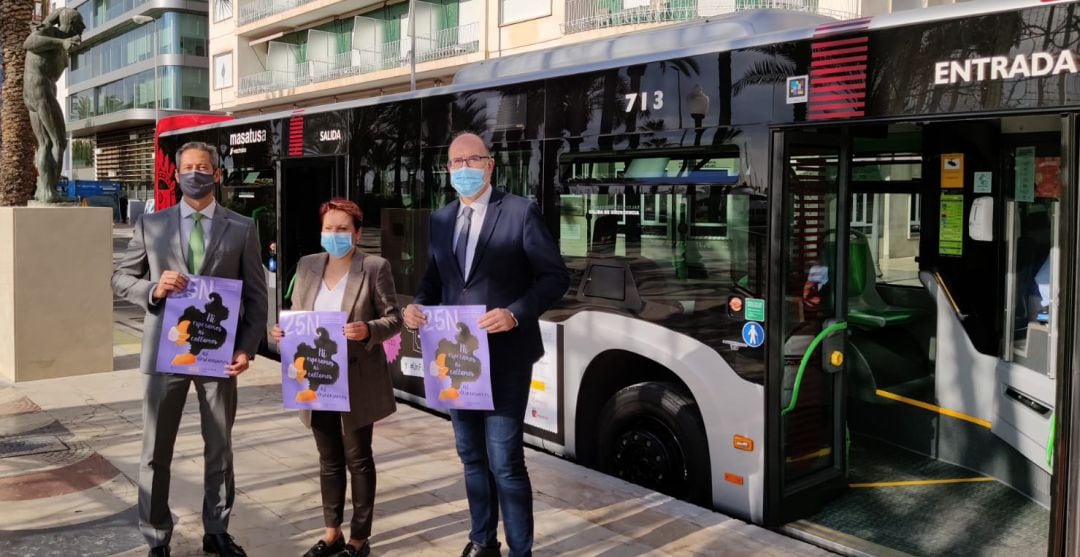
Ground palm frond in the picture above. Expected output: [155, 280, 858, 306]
[731, 59, 797, 96]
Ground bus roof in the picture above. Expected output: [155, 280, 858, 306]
[451, 10, 832, 86]
[162, 0, 1064, 138]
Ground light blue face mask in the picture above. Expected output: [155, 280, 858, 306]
[450, 167, 486, 197]
[320, 232, 354, 259]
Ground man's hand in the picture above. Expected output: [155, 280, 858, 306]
[344, 321, 370, 341]
[225, 351, 250, 377]
[153, 271, 188, 301]
[63, 36, 81, 52]
[403, 304, 427, 330]
[479, 308, 517, 334]
[270, 325, 284, 342]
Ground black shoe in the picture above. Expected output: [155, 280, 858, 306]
[148, 546, 170, 557]
[303, 537, 345, 557]
[203, 532, 247, 557]
[340, 541, 371, 557]
[460, 541, 501, 557]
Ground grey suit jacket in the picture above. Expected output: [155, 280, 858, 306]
[291, 252, 401, 430]
[112, 203, 269, 375]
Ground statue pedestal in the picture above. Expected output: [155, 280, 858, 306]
[0, 207, 113, 382]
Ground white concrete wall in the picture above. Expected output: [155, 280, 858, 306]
[0, 207, 113, 382]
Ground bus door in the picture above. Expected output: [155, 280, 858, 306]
[766, 129, 851, 523]
[277, 155, 348, 309]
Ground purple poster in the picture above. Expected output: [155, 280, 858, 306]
[419, 305, 493, 410]
[156, 275, 241, 377]
[279, 311, 350, 412]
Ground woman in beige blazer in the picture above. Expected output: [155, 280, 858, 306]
[271, 198, 401, 557]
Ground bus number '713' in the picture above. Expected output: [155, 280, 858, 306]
[625, 91, 665, 112]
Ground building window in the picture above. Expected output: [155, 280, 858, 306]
[501, 0, 550, 25]
[214, 0, 232, 22]
[213, 52, 233, 90]
[908, 194, 921, 238]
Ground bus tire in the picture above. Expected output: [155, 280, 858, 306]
[597, 381, 711, 506]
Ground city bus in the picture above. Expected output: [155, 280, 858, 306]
[155, 0, 1080, 553]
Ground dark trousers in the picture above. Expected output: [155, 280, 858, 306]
[449, 366, 533, 557]
[139, 372, 237, 548]
[311, 411, 376, 539]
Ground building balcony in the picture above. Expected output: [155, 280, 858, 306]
[237, 0, 309, 26]
[562, 0, 860, 34]
[415, 21, 480, 64]
[237, 22, 480, 97]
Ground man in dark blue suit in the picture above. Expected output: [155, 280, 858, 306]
[404, 133, 569, 557]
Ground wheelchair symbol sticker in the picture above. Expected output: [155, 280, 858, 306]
[742, 322, 765, 348]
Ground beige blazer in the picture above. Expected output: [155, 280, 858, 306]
[291, 251, 401, 430]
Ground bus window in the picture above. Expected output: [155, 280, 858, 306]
[220, 167, 277, 267]
[554, 145, 767, 383]
[1004, 150, 1061, 376]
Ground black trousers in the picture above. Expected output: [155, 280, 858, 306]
[310, 411, 375, 539]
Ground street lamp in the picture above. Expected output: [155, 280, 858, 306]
[131, 15, 158, 124]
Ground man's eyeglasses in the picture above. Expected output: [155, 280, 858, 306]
[447, 155, 492, 170]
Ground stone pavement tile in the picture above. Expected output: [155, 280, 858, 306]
[0, 474, 136, 531]
[372, 500, 472, 556]
[0, 408, 56, 436]
[0, 505, 144, 557]
[534, 508, 663, 557]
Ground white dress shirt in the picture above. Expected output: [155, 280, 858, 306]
[179, 199, 217, 261]
[452, 185, 492, 281]
[313, 273, 349, 312]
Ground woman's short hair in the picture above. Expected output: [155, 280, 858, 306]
[319, 198, 363, 229]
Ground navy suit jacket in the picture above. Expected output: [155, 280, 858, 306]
[414, 189, 569, 374]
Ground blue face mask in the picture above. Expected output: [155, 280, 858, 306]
[450, 168, 486, 198]
[320, 232, 354, 259]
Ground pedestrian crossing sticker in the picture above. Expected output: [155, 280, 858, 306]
[742, 322, 765, 348]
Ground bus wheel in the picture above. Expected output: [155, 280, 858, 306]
[597, 382, 711, 506]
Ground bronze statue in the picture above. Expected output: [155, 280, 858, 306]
[24, 8, 85, 203]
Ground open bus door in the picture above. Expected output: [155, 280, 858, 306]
[276, 155, 348, 312]
[765, 129, 851, 524]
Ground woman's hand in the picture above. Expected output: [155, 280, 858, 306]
[344, 321, 370, 341]
[271, 324, 284, 342]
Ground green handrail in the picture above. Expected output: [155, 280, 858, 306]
[284, 272, 297, 301]
[1047, 411, 1056, 469]
[782, 321, 848, 416]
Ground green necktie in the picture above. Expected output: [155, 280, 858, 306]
[189, 213, 205, 274]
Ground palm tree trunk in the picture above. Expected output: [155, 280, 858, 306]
[0, 0, 37, 206]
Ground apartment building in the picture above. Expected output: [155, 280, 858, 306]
[65, 0, 215, 190]
[213, 0, 928, 116]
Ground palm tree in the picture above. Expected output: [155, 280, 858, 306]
[0, 0, 36, 206]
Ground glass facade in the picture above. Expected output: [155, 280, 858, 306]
[68, 66, 210, 121]
[80, 0, 151, 31]
[67, 6, 211, 122]
[69, 12, 208, 86]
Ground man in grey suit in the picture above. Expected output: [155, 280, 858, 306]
[113, 142, 268, 557]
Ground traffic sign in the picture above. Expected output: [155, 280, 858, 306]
[745, 298, 765, 322]
[742, 322, 765, 348]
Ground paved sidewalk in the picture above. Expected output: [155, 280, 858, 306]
[0, 226, 830, 556]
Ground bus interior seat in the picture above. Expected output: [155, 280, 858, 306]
[845, 232, 933, 402]
[846, 232, 924, 328]
[576, 215, 644, 312]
